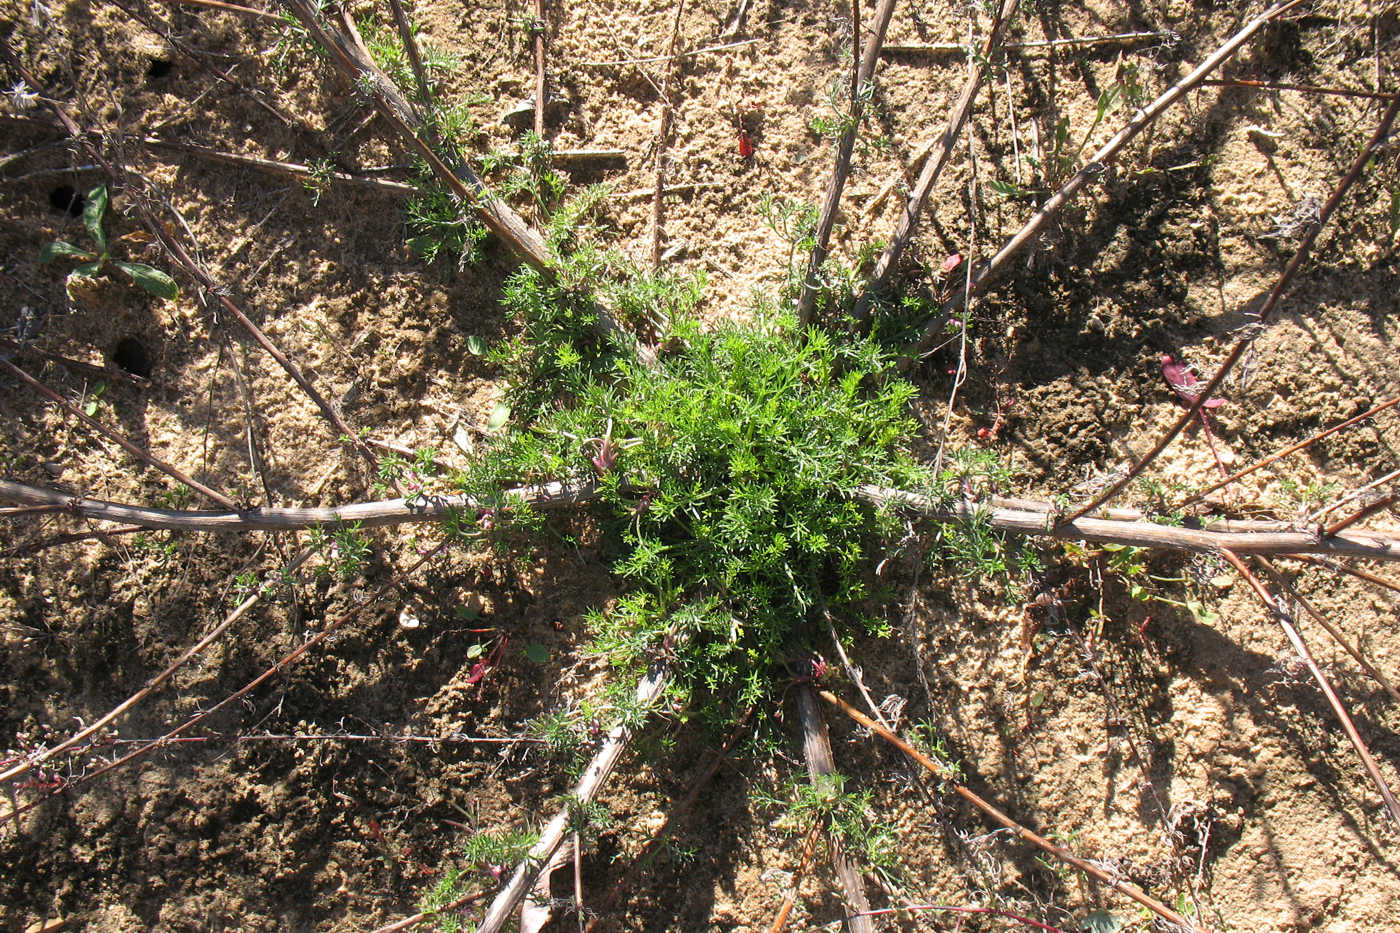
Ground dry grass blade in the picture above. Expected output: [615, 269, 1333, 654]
[794, 684, 872, 932]
[0, 335, 149, 386]
[650, 0, 687, 269]
[366, 890, 486, 933]
[1061, 91, 1400, 522]
[165, 0, 280, 21]
[0, 357, 236, 508]
[1295, 555, 1400, 597]
[855, 0, 1018, 328]
[900, 0, 1306, 368]
[816, 689, 1195, 930]
[1326, 491, 1399, 537]
[796, 0, 899, 326]
[473, 663, 672, 933]
[0, 549, 310, 787]
[1220, 549, 1400, 834]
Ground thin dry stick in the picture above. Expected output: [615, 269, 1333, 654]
[1201, 77, 1399, 100]
[650, 0, 687, 269]
[164, 0, 280, 21]
[0, 548, 311, 787]
[533, 0, 547, 138]
[817, 689, 1194, 930]
[0, 335, 149, 386]
[1220, 549, 1400, 834]
[366, 890, 487, 933]
[1178, 395, 1400, 508]
[1328, 492, 1399, 536]
[583, 708, 753, 932]
[855, 0, 1018, 328]
[386, 0, 433, 108]
[0, 356, 236, 508]
[1257, 559, 1400, 705]
[1061, 90, 1400, 522]
[277, 0, 649, 363]
[6, 477, 1400, 562]
[0, 478, 594, 532]
[150, 224, 388, 484]
[0, 524, 144, 559]
[900, 0, 1306, 368]
[884, 30, 1176, 57]
[1294, 554, 1400, 597]
[473, 663, 672, 933]
[1, 541, 447, 827]
[795, 0, 899, 326]
[794, 684, 872, 932]
[1307, 466, 1400, 527]
[767, 817, 824, 933]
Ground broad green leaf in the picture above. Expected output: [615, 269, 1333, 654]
[65, 261, 104, 299]
[987, 179, 1030, 199]
[83, 184, 109, 253]
[1081, 910, 1123, 933]
[523, 643, 549, 664]
[487, 400, 510, 432]
[40, 240, 94, 263]
[113, 261, 179, 300]
[465, 335, 487, 356]
[466, 643, 485, 659]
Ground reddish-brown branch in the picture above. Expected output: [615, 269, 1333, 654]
[1220, 550, 1400, 834]
[1178, 395, 1400, 508]
[1201, 77, 1399, 100]
[767, 817, 824, 933]
[818, 689, 1194, 930]
[1062, 91, 1400, 522]
[1257, 560, 1400, 705]
[795, 0, 899, 325]
[899, 0, 1306, 368]
[0, 357, 236, 508]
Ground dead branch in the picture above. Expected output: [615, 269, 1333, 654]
[533, 0, 547, 138]
[0, 478, 596, 532]
[795, 0, 899, 326]
[0, 357, 236, 508]
[1061, 89, 1400, 522]
[366, 890, 487, 933]
[583, 708, 753, 932]
[1221, 550, 1400, 834]
[855, 0, 1018, 329]
[386, 0, 433, 109]
[163, 0, 280, 21]
[817, 689, 1195, 930]
[0, 336, 150, 387]
[651, 0, 688, 269]
[900, 0, 1305, 368]
[794, 684, 873, 932]
[277, 0, 651, 364]
[0, 548, 311, 787]
[1201, 78, 1399, 100]
[884, 30, 1177, 57]
[6, 478, 1400, 563]
[1258, 561, 1400, 705]
[1294, 555, 1400, 597]
[473, 662, 672, 933]
[1179, 395, 1400, 508]
[855, 486, 1400, 563]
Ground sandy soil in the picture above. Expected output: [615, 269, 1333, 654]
[3, 0, 1400, 931]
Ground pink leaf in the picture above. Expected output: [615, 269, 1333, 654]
[1160, 354, 1224, 408]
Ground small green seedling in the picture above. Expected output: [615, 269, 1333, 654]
[40, 185, 179, 301]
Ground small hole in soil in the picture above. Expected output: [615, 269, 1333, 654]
[146, 58, 174, 81]
[49, 184, 84, 217]
[112, 337, 153, 378]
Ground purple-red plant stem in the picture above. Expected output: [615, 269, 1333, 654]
[1326, 491, 1398, 537]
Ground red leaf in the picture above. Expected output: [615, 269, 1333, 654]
[1160, 354, 1224, 408]
[940, 253, 963, 276]
[465, 661, 489, 684]
[737, 131, 755, 159]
